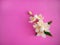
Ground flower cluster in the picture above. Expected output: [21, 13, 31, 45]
[28, 11, 52, 38]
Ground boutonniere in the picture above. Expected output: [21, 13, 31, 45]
[28, 11, 52, 38]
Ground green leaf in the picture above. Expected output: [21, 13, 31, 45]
[44, 31, 52, 36]
[48, 21, 52, 25]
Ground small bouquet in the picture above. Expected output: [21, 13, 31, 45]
[28, 11, 52, 38]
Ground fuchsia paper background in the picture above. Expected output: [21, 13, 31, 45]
[0, 0, 60, 45]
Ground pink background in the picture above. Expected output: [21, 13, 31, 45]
[0, 0, 60, 45]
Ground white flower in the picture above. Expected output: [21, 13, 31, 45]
[29, 13, 51, 38]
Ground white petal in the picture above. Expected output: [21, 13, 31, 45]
[34, 14, 38, 18]
[37, 22, 41, 26]
[33, 24, 35, 28]
[33, 24, 38, 28]
[35, 29, 39, 32]
[34, 14, 41, 20]
[45, 29, 50, 32]
[40, 27, 45, 32]
[44, 23, 50, 28]
[29, 21, 33, 23]
[29, 16, 36, 22]
[28, 11, 32, 15]
[41, 33, 46, 38]
[39, 14, 44, 19]
[36, 33, 40, 36]
[37, 20, 44, 26]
